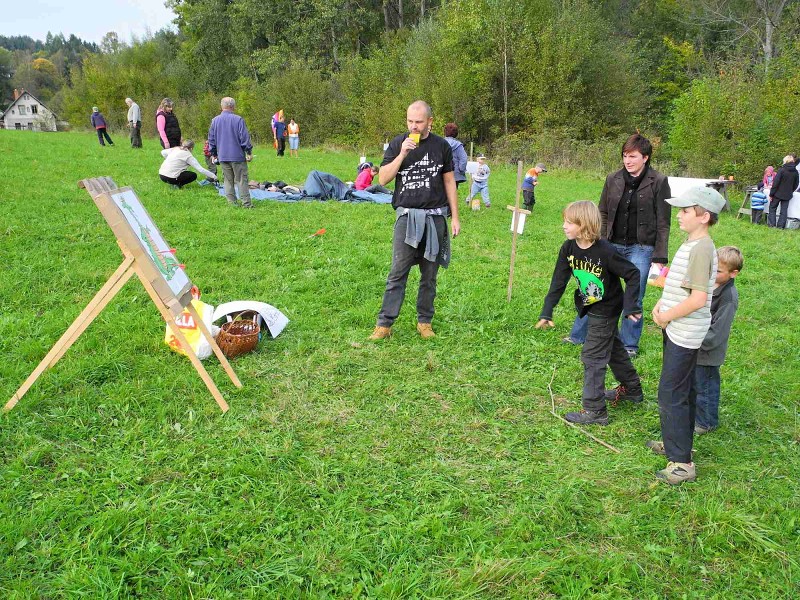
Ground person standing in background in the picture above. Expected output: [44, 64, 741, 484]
[208, 96, 254, 209]
[565, 134, 671, 357]
[444, 123, 468, 189]
[90, 107, 114, 146]
[156, 98, 181, 149]
[274, 114, 287, 157]
[288, 118, 300, 157]
[125, 97, 142, 148]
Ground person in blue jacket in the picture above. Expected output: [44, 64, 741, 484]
[90, 107, 114, 146]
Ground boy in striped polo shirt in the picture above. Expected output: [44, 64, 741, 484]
[648, 186, 726, 485]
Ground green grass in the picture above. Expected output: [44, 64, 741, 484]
[1, 129, 799, 598]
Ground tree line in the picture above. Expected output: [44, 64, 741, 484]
[2, 0, 799, 182]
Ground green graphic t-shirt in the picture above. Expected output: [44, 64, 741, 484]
[540, 239, 642, 320]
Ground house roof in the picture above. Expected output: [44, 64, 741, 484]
[1, 89, 57, 120]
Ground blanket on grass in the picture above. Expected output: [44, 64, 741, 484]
[205, 170, 392, 204]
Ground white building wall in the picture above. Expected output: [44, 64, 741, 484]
[3, 93, 57, 132]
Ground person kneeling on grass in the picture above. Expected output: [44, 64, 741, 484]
[354, 162, 392, 194]
[159, 139, 218, 188]
[536, 200, 643, 426]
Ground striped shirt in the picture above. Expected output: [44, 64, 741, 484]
[659, 236, 716, 349]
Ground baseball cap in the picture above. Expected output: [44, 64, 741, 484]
[476, 153, 486, 159]
[666, 186, 726, 214]
[92, 106, 99, 112]
[535, 162, 547, 172]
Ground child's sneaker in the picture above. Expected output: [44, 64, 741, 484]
[565, 409, 608, 426]
[604, 384, 643, 406]
[656, 461, 696, 485]
[484, 202, 491, 208]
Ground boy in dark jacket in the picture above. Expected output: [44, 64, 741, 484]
[694, 246, 742, 435]
[90, 107, 114, 146]
[536, 201, 643, 425]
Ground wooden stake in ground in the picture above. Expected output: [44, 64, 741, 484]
[507, 161, 530, 302]
[547, 365, 621, 453]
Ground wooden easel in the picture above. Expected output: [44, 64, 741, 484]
[4, 177, 241, 414]
[507, 161, 529, 301]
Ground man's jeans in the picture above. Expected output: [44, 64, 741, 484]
[221, 161, 252, 208]
[568, 243, 653, 351]
[129, 121, 142, 148]
[694, 364, 721, 430]
[377, 214, 446, 327]
[657, 333, 698, 464]
[581, 315, 641, 411]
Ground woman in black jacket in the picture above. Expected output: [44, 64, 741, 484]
[156, 98, 182, 149]
[566, 134, 671, 357]
[768, 155, 800, 229]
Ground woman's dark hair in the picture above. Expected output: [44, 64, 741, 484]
[621, 133, 652, 160]
[444, 122, 459, 138]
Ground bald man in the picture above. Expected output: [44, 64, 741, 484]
[369, 100, 461, 340]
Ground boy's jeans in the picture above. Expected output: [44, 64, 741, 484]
[581, 315, 641, 411]
[468, 180, 490, 205]
[657, 332, 698, 464]
[568, 243, 653, 350]
[694, 365, 721, 430]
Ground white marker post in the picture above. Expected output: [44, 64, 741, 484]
[507, 161, 530, 302]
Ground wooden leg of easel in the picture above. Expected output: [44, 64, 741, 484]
[49, 260, 136, 367]
[4, 258, 136, 412]
[131, 262, 229, 413]
[185, 302, 242, 388]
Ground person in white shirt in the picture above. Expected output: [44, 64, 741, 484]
[159, 139, 218, 188]
[125, 97, 142, 148]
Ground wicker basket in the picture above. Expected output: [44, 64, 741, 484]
[216, 319, 260, 359]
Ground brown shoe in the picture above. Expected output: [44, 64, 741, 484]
[416, 323, 436, 339]
[656, 461, 696, 485]
[368, 326, 392, 340]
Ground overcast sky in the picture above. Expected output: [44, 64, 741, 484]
[0, 0, 176, 45]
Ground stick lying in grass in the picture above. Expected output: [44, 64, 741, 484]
[548, 365, 621, 454]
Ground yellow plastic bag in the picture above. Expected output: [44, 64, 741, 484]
[165, 294, 216, 360]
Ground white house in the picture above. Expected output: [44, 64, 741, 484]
[1, 89, 57, 132]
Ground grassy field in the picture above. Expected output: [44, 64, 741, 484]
[1, 129, 798, 598]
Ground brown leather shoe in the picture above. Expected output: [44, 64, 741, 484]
[416, 323, 436, 339]
[368, 326, 392, 340]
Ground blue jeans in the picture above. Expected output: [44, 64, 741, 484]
[468, 181, 490, 205]
[568, 243, 653, 350]
[694, 365, 721, 430]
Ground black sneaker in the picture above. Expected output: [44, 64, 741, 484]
[604, 385, 643, 407]
[565, 409, 609, 426]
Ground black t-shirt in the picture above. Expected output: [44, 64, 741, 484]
[539, 239, 641, 320]
[381, 132, 454, 209]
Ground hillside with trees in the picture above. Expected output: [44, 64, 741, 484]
[2, 0, 799, 180]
